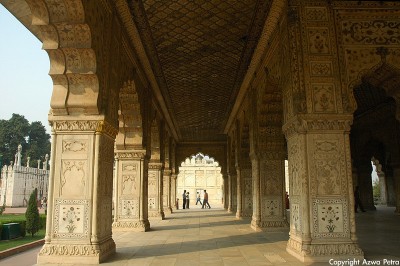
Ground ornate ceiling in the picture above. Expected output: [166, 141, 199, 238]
[128, 0, 272, 142]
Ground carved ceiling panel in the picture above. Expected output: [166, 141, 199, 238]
[129, 0, 271, 142]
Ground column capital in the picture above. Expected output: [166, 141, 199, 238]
[148, 162, 163, 170]
[50, 117, 118, 138]
[283, 114, 353, 138]
[163, 169, 172, 175]
[114, 150, 147, 159]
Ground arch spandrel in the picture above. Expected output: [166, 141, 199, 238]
[349, 61, 400, 120]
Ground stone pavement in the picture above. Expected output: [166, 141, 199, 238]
[1, 205, 399, 266]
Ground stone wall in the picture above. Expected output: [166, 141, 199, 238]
[0, 164, 49, 207]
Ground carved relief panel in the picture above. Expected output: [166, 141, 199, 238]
[56, 135, 92, 199]
[309, 134, 347, 197]
[307, 27, 331, 55]
[262, 197, 282, 218]
[117, 161, 140, 219]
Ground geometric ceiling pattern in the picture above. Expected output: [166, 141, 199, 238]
[129, 0, 272, 141]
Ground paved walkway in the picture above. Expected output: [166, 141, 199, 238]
[1, 205, 399, 265]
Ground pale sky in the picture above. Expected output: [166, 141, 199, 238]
[0, 5, 52, 133]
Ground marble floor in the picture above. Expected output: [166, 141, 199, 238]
[1, 205, 399, 266]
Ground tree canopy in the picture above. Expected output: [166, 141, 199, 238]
[0, 113, 50, 166]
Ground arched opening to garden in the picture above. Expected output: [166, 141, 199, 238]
[177, 153, 224, 209]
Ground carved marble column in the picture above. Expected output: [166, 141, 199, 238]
[283, 117, 363, 262]
[163, 169, 172, 214]
[231, 173, 237, 213]
[392, 167, 400, 214]
[112, 150, 150, 231]
[223, 175, 228, 209]
[377, 171, 387, 205]
[148, 162, 165, 220]
[251, 153, 288, 231]
[236, 165, 252, 219]
[37, 120, 117, 264]
[235, 167, 242, 218]
[171, 174, 177, 209]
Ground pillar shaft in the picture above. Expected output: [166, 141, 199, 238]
[228, 173, 237, 213]
[236, 166, 252, 218]
[148, 163, 165, 220]
[251, 155, 288, 231]
[171, 174, 177, 210]
[112, 150, 150, 231]
[163, 170, 172, 213]
[38, 119, 117, 264]
[283, 118, 363, 262]
[393, 168, 400, 214]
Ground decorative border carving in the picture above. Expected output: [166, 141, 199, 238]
[51, 120, 117, 137]
[115, 151, 147, 159]
[309, 243, 363, 256]
[112, 220, 150, 231]
[283, 115, 353, 138]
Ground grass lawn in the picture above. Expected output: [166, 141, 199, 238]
[0, 214, 45, 252]
[0, 229, 45, 251]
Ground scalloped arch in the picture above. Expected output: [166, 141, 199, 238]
[19, 0, 101, 116]
[116, 80, 144, 149]
[349, 61, 400, 119]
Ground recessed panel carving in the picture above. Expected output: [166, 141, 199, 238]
[61, 160, 86, 196]
[312, 83, 336, 113]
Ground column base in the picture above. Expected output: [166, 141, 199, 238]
[164, 207, 173, 214]
[148, 211, 165, 220]
[112, 219, 150, 232]
[286, 237, 364, 263]
[37, 237, 115, 264]
[251, 218, 289, 231]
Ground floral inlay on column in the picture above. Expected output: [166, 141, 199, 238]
[321, 206, 340, 232]
[62, 206, 82, 233]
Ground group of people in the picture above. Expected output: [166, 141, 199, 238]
[181, 190, 211, 209]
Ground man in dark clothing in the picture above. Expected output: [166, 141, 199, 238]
[182, 190, 187, 209]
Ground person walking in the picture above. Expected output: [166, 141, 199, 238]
[202, 190, 211, 209]
[195, 192, 202, 205]
[182, 190, 187, 209]
[186, 192, 190, 209]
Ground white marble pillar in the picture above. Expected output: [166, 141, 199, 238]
[163, 169, 172, 214]
[251, 153, 288, 231]
[38, 120, 117, 264]
[171, 174, 177, 210]
[112, 150, 150, 231]
[283, 119, 363, 262]
[148, 162, 165, 220]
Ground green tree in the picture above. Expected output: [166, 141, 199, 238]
[0, 114, 50, 165]
[26, 121, 51, 162]
[0, 114, 30, 164]
[25, 188, 40, 236]
[372, 179, 381, 203]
